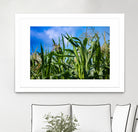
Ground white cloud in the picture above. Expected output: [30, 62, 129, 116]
[44, 27, 76, 45]
[45, 29, 59, 41]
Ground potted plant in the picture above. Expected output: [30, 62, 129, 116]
[43, 112, 79, 132]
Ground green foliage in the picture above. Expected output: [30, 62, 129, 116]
[30, 32, 110, 79]
[43, 113, 79, 132]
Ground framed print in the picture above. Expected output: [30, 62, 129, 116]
[15, 14, 124, 92]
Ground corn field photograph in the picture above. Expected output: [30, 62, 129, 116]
[30, 26, 110, 79]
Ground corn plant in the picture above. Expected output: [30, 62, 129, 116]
[30, 32, 110, 79]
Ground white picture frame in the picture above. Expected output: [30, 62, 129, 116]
[15, 14, 124, 92]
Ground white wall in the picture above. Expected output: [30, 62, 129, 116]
[0, 0, 138, 131]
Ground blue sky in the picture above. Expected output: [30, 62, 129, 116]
[30, 26, 110, 54]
